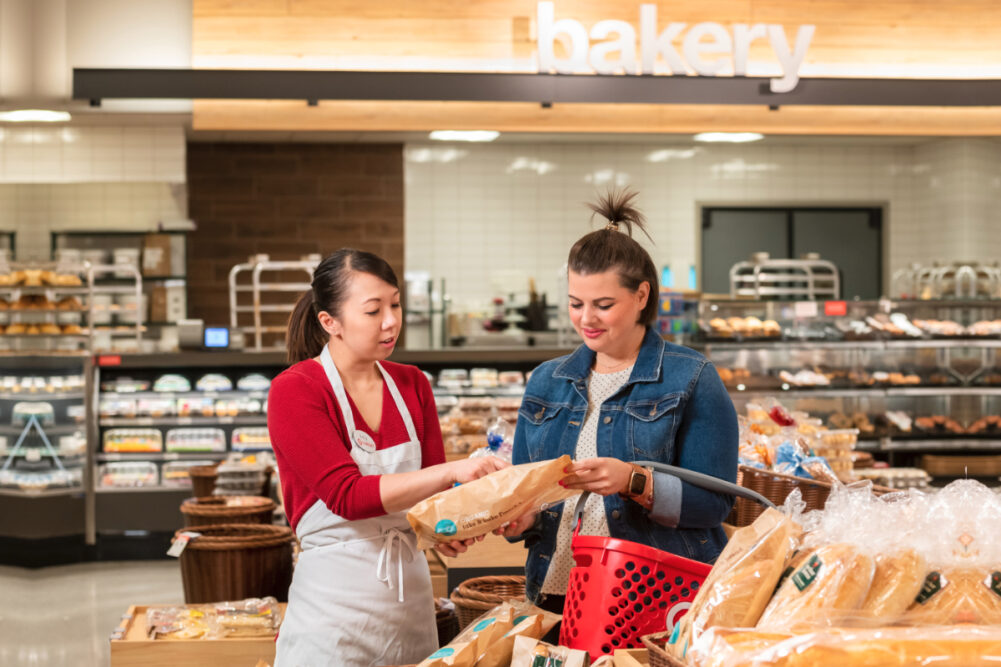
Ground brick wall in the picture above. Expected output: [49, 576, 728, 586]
[186, 143, 404, 343]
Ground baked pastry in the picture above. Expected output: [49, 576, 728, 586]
[25, 325, 41, 335]
[0, 273, 15, 286]
[6, 323, 26, 334]
[901, 568, 1001, 625]
[62, 324, 84, 335]
[40, 324, 61, 335]
[21, 269, 43, 286]
[56, 297, 82, 311]
[54, 273, 82, 286]
[0, 299, 7, 311]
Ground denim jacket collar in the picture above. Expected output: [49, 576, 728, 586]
[553, 326, 665, 384]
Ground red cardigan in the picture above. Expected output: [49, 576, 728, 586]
[267, 359, 445, 530]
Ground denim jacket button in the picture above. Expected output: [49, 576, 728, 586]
[602, 416, 611, 424]
[535, 409, 545, 420]
[649, 407, 657, 416]
[611, 510, 621, 519]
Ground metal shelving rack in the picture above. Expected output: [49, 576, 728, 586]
[729, 256, 840, 299]
[228, 253, 320, 351]
[87, 263, 143, 351]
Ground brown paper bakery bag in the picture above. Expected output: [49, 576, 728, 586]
[408, 455, 577, 549]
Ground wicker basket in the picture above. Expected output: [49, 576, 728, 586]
[180, 495, 276, 528]
[436, 607, 460, 646]
[726, 465, 832, 527]
[641, 631, 688, 667]
[176, 523, 294, 604]
[448, 575, 525, 628]
[188, 465, 219, 498]
[921, 454, 1001, 477]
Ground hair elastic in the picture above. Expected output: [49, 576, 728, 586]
[604, 221, 620, 231]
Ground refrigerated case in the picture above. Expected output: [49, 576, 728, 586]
[0, 354, 89, 545]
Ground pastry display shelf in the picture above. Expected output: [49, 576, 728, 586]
[886, 387, 1001, 397]
[433, 386, 526, 398]
[95, 485, 192, 494]
[880, 438, 1001, 452]
[0, 391, 84, 401]
[0, 286, 89, 296]
[98, 416, 266, 426]
[0, 487, 82, 498]
[701, 339, 1001, 351]
[100, 390, 268, 401]
[0, 424, 82, 436]
[99, 416, 267, 427]
[97, 452, 229, 462]
[0, 449, 84, 458]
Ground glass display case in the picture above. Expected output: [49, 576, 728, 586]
[698, 298, 1001, 482]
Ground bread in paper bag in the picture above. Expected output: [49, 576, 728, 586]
[408, 455, 576, 550]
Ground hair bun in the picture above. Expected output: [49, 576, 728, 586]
[588, 188, 651, 241]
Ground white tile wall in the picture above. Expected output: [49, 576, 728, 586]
[0, 126, 187, 260]
[0, 183, 188, 260]
[405, 140, 951, 309]
[0, 126, 185, 184]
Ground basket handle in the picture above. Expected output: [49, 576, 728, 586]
[571, 460, 775, 536]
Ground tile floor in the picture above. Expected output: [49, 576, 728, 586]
[0, 561, 183, 666]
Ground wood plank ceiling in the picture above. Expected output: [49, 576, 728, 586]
[192, 1, 1001, 135]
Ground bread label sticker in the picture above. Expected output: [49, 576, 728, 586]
[428, 648, 455, 659]
[792, 554, 822, 592]
[916, 571, 948, 604]
[434, 519, 458, 537]
[984, 572, 1001, 599]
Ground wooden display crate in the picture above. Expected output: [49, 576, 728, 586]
[110, 604, 284, 667]
[614, 648, 651, 666]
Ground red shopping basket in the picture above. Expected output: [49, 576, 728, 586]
[558, 461, 774, 660]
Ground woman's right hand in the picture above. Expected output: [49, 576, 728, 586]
[446, 455, 509, 485]
[493, 511, 538, 538]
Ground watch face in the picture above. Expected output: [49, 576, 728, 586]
[629, 470, 646, 496]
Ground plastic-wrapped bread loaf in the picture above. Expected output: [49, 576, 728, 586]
[854, 548, 928, 623]
[755, 543, 875, 631]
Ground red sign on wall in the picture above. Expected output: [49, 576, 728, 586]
[97, 355, 122, 366]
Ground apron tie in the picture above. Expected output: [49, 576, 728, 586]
[376, 527, 416, 603]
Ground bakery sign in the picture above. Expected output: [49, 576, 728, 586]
[537, 2, 815, 93]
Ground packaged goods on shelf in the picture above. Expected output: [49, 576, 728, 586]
[146, 597, 282, 640]
[137, 398, 175, 418]
[469, 368, 499, 388]
[231, 427, 271, 451]
[438, 368, 469, 389]
[853, 467, 930, 490]
[497, 370, 525, 386]
[66, 404, 86, 424]
[99, 398, 137, 418]
[99, 461, 159, 488]
[214, 456, 271, 496]
[443, 434, 487, 455]
[101, 377, 150, 393]
[57, 432, 86, 456]
[0, 468, 81, 491]
[177, 397, 215, 417]
[103, 428, 163, 453]
[236, 373, 271, 392]
[153, 374, 191, 392]
[166, 428, 226, 453]
[671, 480, 1001, 665]
[163, 460, 218, 488]
[196, 373, 232, 392]
[12, 401, 55, 426]
[739, 399, 846, 481]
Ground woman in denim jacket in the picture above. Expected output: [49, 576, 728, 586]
[499, 190, 738, 611]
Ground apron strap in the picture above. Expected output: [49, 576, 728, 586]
[320, 345, 358, 435]
[376, 361, 419, 444]
[376, 527, 417, 603]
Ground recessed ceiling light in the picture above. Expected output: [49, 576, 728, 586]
[693, 132, 764, 143]
[0, 109, 72, 123]
[428, 130, 499, 142]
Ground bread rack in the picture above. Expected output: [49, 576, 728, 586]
[228, 254, 321, 351]
[890, 262, 1001, 299]
[729, 254, 840, 300]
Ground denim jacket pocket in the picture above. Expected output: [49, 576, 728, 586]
[518, 397, 565, 462]
[625, 392, 683, 460]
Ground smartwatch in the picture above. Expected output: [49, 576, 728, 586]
[626, 465, 648, 496]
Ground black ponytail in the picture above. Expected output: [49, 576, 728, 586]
[570, 188, 660, 326]
[285, 249, 399, 364]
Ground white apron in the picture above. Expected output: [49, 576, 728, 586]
[275, 347, 439, 667]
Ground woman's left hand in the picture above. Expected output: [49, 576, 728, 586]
[562, 457, 633, 496]
[434, 534, 485, 558]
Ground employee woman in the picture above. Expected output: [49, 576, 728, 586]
[269, 249, 506, 666]
[501, 190, 739, 610]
